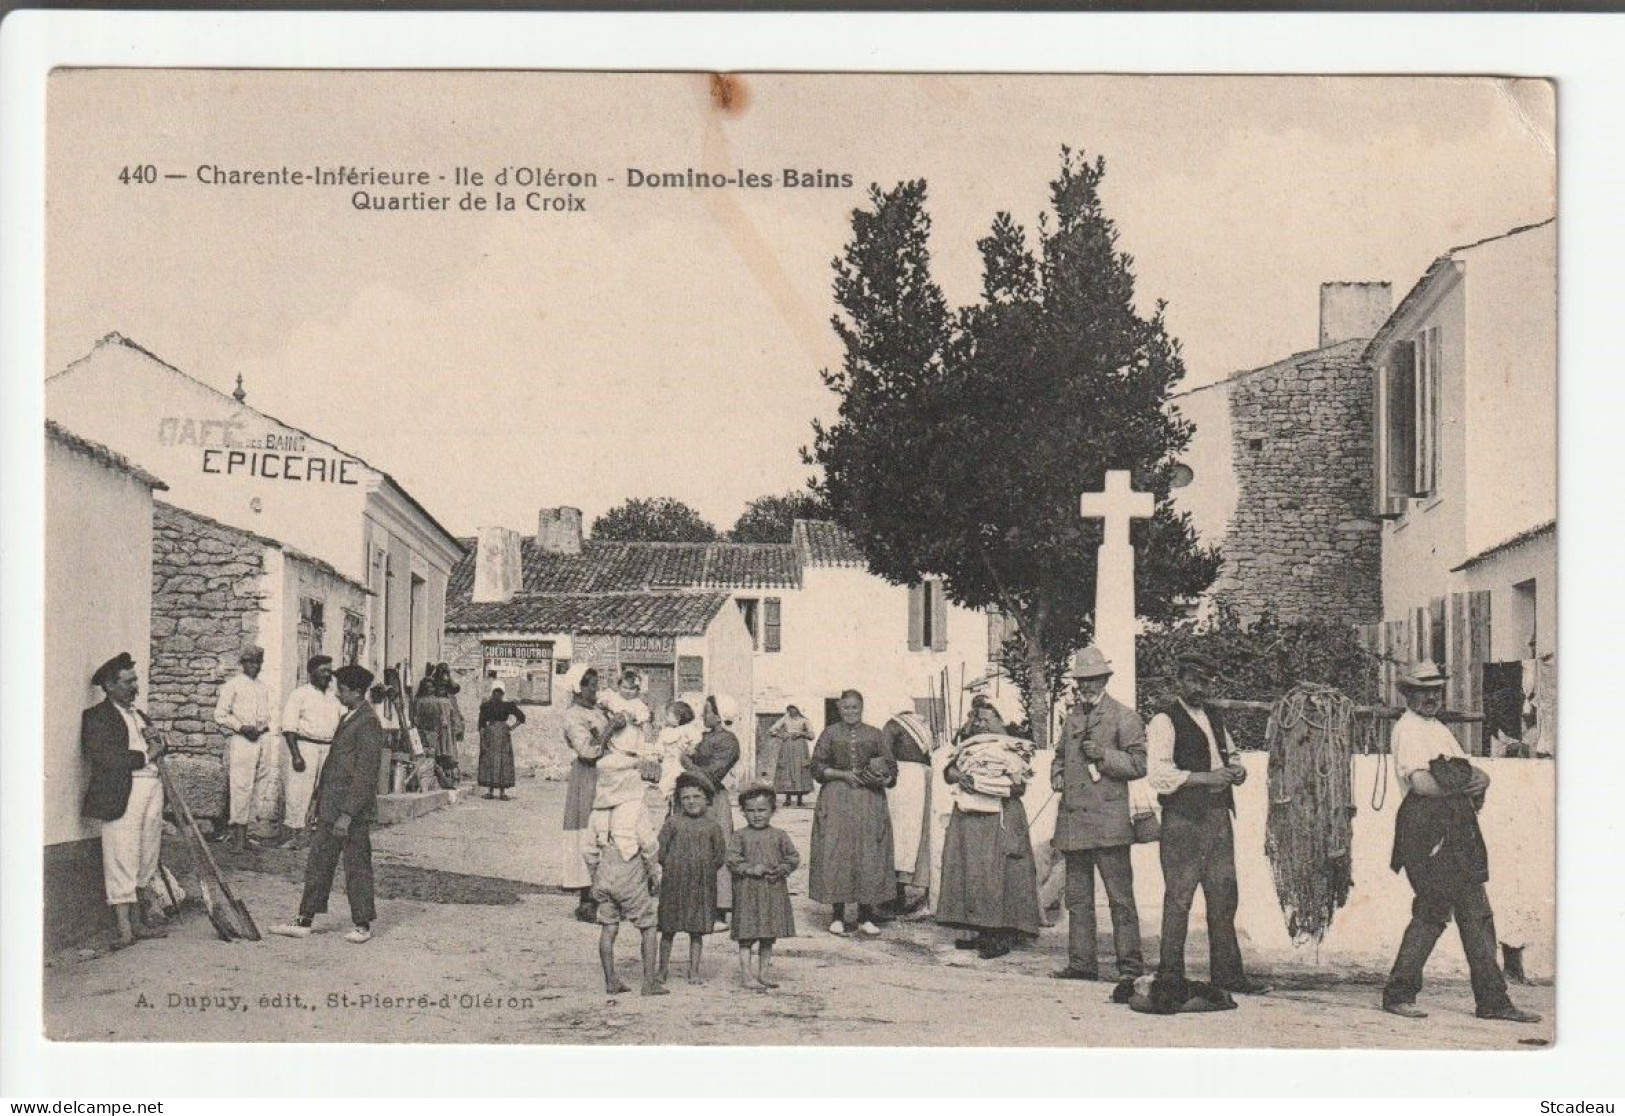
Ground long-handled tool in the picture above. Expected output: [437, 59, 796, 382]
[147, 739, 261, 942]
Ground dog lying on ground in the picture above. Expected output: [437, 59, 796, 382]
[1112, 973, 1238, 1014]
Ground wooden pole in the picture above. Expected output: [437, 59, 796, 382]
[1207, 696, 1484, 724]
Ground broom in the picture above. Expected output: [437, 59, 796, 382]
[153, 749, 262, 942]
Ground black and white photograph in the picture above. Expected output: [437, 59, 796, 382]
[17, 60, 1569, 1062]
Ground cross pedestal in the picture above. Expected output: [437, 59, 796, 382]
[1079, 470, 1155, 708]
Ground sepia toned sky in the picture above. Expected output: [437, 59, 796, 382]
[46, 71, 1554, 536]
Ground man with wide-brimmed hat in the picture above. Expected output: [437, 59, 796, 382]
[213, 643, 275, 851]
[1382, 661, 1540, 1023]
[1050, 645, 1148, 982]
[1145, 650, 1270, 996]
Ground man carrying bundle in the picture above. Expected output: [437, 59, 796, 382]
[1382, 661, 1539, 1023]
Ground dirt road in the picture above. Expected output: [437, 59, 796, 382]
[43, 780, 1554, 1049]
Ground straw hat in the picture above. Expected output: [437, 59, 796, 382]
[1398, 661, 1450, 690]
[1069, 645, 1114, 679]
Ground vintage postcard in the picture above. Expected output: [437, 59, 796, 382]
[36, 69, 1556, 1051]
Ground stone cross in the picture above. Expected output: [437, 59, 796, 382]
[1080, 470, 1156, 709]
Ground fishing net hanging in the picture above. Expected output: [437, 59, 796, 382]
[1263, 683, 1357, 945]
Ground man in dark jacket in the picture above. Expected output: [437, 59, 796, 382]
[80, 652, 169, 948]
[271, 663, 385, 944]
[1050, 645, 1147, 981]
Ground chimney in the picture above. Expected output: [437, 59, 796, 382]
[1319, 282, 1392, 348]
[472, 527, 523, 604]
[537, 507, 584, 556]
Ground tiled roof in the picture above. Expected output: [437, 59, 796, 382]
[1450, 520, 1555, 573]
[446, 519, 870, 610]
[794, 518, 867, 567]
[46, 420, 168, 490]
[448, 536, 805, 606]
[446, 592, 731, 636]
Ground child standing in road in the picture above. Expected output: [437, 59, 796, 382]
[728, 786, 799, 991]
[584, 795, 666, 997]
[656, 772, 728, 984]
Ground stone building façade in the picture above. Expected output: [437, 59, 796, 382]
[1170, 283, 1388, 628]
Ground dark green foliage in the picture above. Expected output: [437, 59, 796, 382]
[1136, 607, 1385, 750]
[590, 497, 719, 543]
[730, 491, 829, 543]
[807, 151, 1221, 740]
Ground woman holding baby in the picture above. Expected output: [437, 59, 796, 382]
[807, 689, 897, 938]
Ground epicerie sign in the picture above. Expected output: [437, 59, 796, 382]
[158, 415, 361, 485]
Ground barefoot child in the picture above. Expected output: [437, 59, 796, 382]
[656, 773, 728, 984]
[728, 786, 799, 990]
[584, 795, 666, 996]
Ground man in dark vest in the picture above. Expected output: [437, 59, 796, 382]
[1145, 652, 1270, 995]
[80, 651, 170, 949]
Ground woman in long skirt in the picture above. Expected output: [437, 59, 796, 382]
[935, 754, 1041, 959]
[771, 705, 815, 807]
[477, 684, 526, 799]
[808, 690, 896, 937]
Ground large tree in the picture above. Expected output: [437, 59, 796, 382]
[729, 490, 829, 543]
[808, 150, 1221, 742]
[590, 496, 719, 543]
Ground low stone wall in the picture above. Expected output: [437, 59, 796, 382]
[148, 503, 269, 765]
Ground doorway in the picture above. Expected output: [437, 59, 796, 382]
[632, 664, 675, 743]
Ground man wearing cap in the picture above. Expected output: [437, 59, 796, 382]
[278, 655, 343, 850]
[80, 652, 169, 948]
[1145, 651, 1270, 995]
[213, 644, 275, 852]
[271, 663, 385, 944]
[1382, 661, 1540, 1023]
[1050, 645, 1148, 982]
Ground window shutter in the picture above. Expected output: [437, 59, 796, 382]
[1385, 340, 1417, 503]
[678, 655, 704, 696]
[907, 583, 924, 651]
[930, 579, 948, 651]
[763, 598, 782, 653]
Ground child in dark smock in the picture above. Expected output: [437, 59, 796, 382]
[656, 773, 728, 985]
[728, 787, 800, 990]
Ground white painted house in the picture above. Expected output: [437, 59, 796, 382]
[43, 421, 166, 948]
[446, 509, 1002, 775]
[1364, 219, 1556, 754]
[46, 334, 465, 695]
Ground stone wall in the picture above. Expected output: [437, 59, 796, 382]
[1210, 341, 1383, 626]
[147, 503, 271, 817]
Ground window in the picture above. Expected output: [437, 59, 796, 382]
[677, 655, 704, 696]
[483, 641, 554, 704]
[908, 579, 948, 652]
[736, 597, 760, 650]
[987, 609, 1020, 660]
[763, 597, 782, 653]
[1414, 327, 1441, 497]
[341, 610, 365, 666]
[1378, 339, 1417, 513]
[296, 597, 326, 682]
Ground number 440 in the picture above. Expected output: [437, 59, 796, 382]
[119, 164, 158, 184]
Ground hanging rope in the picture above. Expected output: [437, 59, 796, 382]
[1263, 683, 1357, 946]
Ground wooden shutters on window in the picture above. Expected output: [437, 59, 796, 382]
[763, 598, 782, 653]
[677, 655, 704, 696]
[908, 580, 948, 652]
[1414, 328, 1441, 498]
[1378, 339, 1417, 513]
